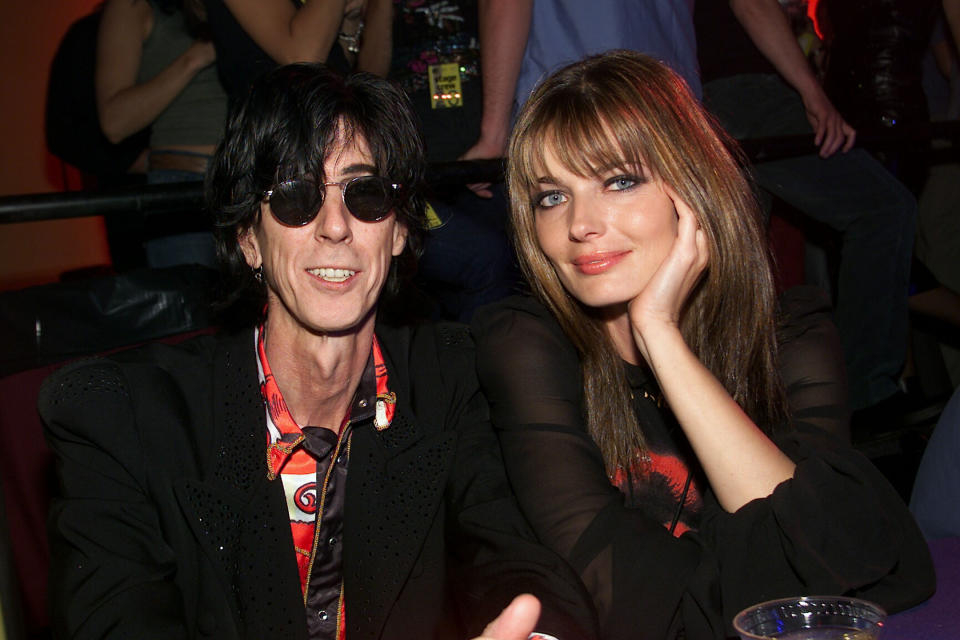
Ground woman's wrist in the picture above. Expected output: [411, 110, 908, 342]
[630, 311, 682, 349]
[629, 316, 687, 371]
[338, 18, 364, 53]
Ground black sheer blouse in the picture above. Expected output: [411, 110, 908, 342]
[472, 293, 933, 640]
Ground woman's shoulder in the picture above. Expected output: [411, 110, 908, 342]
[471, 295, 572, 350]
[374, 320, 478, 387]
[471, 296, 583, 397]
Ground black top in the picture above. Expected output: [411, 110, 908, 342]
[819, 0, 938, 128]
[389, 0, 481, 162]
[472, 294, 934, 640]
[203, 0, 350, 102]
[40, 323, 599, 640]
[615, 361, 705, 537]
[694, 0, 776, 84]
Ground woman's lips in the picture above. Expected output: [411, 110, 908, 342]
[572, 251, 629, 275]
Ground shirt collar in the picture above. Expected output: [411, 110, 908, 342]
[256, 324, 396, 480]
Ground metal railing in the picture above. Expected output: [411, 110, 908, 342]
[2, 123, 959, 225]
[0, 159, 505, 225]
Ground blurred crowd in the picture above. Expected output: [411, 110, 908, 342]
[46, 0, 960, 437]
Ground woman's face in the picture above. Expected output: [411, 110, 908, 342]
[531, 142, 679, 313]
[239, 136, 407, 336]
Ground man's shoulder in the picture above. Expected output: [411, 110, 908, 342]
[377, 320, 473, 353]
[379, 320, 480, 389]
[39, 330, 248, 416]
[471, 295, 582, 386]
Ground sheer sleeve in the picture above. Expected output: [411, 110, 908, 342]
[472, 297, 724, 640]
[696, 287, 933, 621]
[698, 422, 934, 619]
[777, 286, 850, 441]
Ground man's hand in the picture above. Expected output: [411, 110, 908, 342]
[801, 85, 856, 158]
[473, 594, 541, 640]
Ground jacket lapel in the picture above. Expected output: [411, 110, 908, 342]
[175, 330, 308, 640]
[343, 326, 457, 639]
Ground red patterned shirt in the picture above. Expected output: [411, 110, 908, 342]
[256, 325, 396, 639]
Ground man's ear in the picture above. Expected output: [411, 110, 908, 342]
[238, 226, 261, 269]
[391, 220, 408, 257]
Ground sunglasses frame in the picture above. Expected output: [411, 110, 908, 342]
[263, 175, 401, 226]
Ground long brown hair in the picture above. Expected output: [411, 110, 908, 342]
[508, 50, 788, 474]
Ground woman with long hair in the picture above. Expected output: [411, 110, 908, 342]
[472, 50, 934, 639]
[95, 0, 228, 266]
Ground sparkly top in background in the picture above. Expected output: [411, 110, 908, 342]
[390, 0, 479, 98]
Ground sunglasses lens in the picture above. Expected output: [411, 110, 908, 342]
[269, 180, 322, 226]
[344, 177, 395, 221]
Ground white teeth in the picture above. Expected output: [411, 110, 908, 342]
[309, 267, 355, 282]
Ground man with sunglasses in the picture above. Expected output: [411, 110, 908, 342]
[39, 63, 597, 640]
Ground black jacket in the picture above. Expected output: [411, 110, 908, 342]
[40, 323, 598, 640]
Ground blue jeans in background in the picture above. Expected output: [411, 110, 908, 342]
[704, 74, 917, 411]
[419, 184, 522, 323]
[145, 163, 218, 269]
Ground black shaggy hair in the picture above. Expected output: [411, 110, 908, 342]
[205, 63, 428, 321]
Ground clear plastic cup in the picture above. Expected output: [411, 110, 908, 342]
[733, 596, 888, 640]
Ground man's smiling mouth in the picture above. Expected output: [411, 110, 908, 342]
[308, 267, 356, 283]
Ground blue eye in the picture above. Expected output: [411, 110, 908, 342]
[534, 190, 568, 208]
[606, 175, 639, 191]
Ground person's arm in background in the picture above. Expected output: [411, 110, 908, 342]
[96, 0, 216, 143]
[355, 0, 392, 76]
[222, 0, 358, 65]
[459, 0, 532, 197]
[943, 0, 960, 56]
[730, 0, 855, 157]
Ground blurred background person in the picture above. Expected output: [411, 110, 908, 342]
[460, 0, 700, 185]
[695, 0, 918, 425]
[95, 0, 227, 267]
[388, 0, 522, 322]
[203, 0, 392, 103]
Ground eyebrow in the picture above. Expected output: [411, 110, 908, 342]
[339, 162, 379, 177]
[596, 162, 647, 177]
[594, 163, 625, 174]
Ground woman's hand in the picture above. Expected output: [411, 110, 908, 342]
[184, 38, 217, 73]
[95, 0, 220, 143]
[628, 189, 709, 364]
[625, 189, 795, 511]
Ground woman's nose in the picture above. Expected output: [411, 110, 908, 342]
[567, 197, 605, 241]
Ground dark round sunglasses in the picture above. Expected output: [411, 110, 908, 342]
[263, 176, 401, 226]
